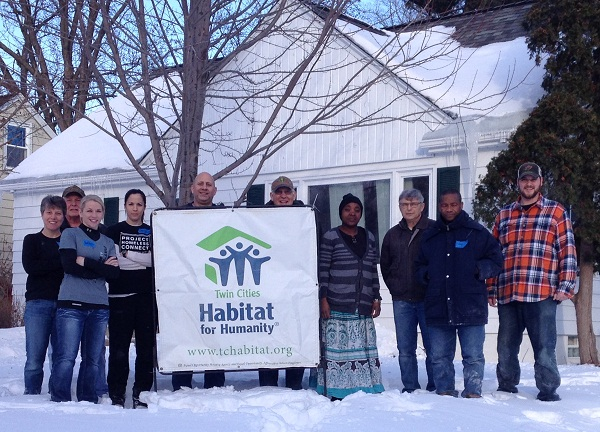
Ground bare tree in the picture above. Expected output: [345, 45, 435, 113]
[0, 0, 120, 132]
[2, 0, 520, 207]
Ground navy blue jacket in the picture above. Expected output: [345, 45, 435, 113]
[415, 210, 502, 326]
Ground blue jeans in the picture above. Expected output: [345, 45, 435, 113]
[428, 325, 485, 397]
[497, 298, 560, 399]
[50, 307, 109, 403]
[78, 336, 108, 399]
[392, 300, 435, 392]
[24, 300, 57, 394]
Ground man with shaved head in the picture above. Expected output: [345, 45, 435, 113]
[172, 172, 225, 391]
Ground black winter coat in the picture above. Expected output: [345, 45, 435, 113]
[415, 211, 502, 326]
[380, 216, 434, 302]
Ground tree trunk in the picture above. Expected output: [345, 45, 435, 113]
[177, 0, 212, 206]
[572, 239, 600, 365]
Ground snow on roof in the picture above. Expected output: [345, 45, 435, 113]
[2, 78, 180, 184]
[340, 20, 545, 117]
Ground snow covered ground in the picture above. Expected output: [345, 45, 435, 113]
[1, 324, 599, 432]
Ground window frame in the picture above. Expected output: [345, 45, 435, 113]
[5, 124, 30, 169]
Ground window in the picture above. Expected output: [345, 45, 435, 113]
[404, 175, 430, 219]
[6, 125, 27, 168]
[436, 166, 460, 213]
[309, 179, 390, 249]
[567, 336, 579, 359]
[437, 166, 460, 195]
[246, 184, 266, 206]
[103, 197, 119, 227]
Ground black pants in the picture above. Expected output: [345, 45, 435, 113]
[258, 367, 305, 390]
[107, 293, 156, 398]
[172, 371, 226, 390]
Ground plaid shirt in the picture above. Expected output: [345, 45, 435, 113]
[489, 195, 577, 303]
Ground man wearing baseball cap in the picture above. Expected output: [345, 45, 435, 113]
[265, 176, 304, 207]
[259, 176, 305, 389]
[488, 162, 577, 401]
[60, 185, 86, 231]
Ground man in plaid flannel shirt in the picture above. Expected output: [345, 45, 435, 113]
[488, 162, 577, 402]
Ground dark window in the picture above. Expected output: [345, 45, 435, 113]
[246, 184, 266, 206]
[309, 179, 390, 249]
[437, 166, 460, 213]
[104, 197, 119, 227]
[403, 175, 430, 218]
[6, 125, 27, 168]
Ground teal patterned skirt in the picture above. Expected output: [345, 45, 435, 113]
[316, 310, 384, 399]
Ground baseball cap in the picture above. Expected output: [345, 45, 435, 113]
[518, 162, 542, 179]
[62, 185, 85, 198]
[271, 176, 294, 192]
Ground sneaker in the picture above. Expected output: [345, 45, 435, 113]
[132, 390, 148, 409]
[463, 393, 482, 399]
[437, 390, 458, 397]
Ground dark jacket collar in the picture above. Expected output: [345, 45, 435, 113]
[433, 210, 482, 233]
[399, 215, 432, 231]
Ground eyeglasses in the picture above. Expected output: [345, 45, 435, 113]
[274, 188, 294, 195]
[399, 201, 423, 208]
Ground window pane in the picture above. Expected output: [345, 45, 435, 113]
[404, 176, 430, 218]
[7, 125, 26, 147]
[6, 145, 26, 168]
[309, 179, 390, 249]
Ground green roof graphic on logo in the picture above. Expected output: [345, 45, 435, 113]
[198, 226, 272, 285]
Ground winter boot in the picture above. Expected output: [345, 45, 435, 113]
[110, 394, 125, 408]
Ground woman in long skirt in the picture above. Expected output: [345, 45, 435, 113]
[317, 193, 384, 400]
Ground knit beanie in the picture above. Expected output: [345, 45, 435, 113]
[338, 193, 363, 218]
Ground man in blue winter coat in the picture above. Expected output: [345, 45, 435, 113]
[415, 189, 502, 398]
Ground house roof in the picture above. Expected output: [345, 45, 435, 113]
[386, 0, 534, 48]
[339, 0, 543, 118]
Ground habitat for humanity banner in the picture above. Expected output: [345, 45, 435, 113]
[152, 206, 319, 373]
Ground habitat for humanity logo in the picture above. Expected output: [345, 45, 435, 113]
[197, 226, 272, 286]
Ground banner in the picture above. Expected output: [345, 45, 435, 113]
[152, 206, 320, 373]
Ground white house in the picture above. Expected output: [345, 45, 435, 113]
[0, 0, 597, 363]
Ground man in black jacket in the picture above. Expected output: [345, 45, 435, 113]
[172, 172, 226, 391]
[381, 189, 435, 393]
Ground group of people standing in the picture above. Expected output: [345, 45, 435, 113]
[379, 162, 575, 401]
[23, 161, 576, 405]
[23, 185, 154, 408]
